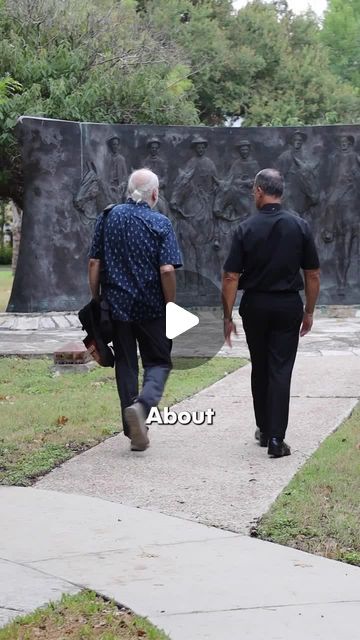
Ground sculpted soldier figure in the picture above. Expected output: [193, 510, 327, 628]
[104, 136, 128, 204]
[227, 139, 259, 215]
[229, 140, 260, 188]
[213, 140, 259, 269]
[277, 130, 306, 172]
[324, 134, 360, 294]
[276, 130, 319, 215]
[143, 137, 169, 216]
[170, 135, 218, 279]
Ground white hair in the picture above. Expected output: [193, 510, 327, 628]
[127, 168, 159, 203]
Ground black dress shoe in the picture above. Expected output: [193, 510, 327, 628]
[259, 432, 269, 447]
[254, 428, 268, 447]
[268, 438, 291, 458]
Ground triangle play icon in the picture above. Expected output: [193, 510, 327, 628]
[166, 302, 199, 339]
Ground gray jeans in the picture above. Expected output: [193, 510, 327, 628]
[112, 316, 172, 437]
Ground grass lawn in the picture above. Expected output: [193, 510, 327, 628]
[0, 267, 13, 312]
[0, 591, 170, 640]
[257, 403, 360, 566]
[0, 356, 245, 486]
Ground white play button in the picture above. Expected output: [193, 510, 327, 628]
[166, 302, 199, 339]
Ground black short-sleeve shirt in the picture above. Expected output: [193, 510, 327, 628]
[223, 203, 320, 292]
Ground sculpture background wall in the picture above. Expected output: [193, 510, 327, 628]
[7, 116, 360, 312]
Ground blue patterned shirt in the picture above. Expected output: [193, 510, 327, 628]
[89, 199, 182, 321]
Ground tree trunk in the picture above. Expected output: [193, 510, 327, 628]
[10, 200, 22, 275]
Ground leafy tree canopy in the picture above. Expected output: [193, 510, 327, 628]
[321, 0, 360, 89]
[145, 0, 359, 125]
[227, 1, 359, 126]
[0, 0, 198, 203]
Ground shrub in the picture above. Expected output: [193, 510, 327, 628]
[0, 246, 12, 265]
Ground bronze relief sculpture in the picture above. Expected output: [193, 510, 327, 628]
[7, 118, 360, 312]
[323, 134, 360, 294]
[276, 130, 319, 216]
[170, 135, 218, 280]
[142, 137, 169, 216]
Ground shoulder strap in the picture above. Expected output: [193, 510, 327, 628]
[103, 204, 116, 216]
[101, 204, 115, 249]
[99, 204, 115, 274]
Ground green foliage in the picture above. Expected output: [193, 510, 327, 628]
[0, 75, 22, 105]
[228, 2, 359, 126]
[321, 0, 360, 89]
[144, 0, 360, 126]
[0, 245, 12, 264]
[0, 0, 199, 203]
[0, 267, 13, 311]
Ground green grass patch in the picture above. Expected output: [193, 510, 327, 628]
[0, 356, 245, 486]
[0, 590, 170, 639]
[0, 268, 13, 312]
[257, 404, 360, 566]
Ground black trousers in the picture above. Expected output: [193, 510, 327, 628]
[240, 291, 303, 441]
[112, 316, 172, 438]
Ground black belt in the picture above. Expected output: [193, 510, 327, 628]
[244, 289, 299, 294]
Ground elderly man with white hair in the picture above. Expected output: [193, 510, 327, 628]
[88, 168, 182, 452]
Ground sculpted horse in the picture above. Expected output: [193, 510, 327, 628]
[212, 177, 254, 266]
[284, 156, 320, 216]
[73, 162, 110, 224]
[213, 177, 254, 223]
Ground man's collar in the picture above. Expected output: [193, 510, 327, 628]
[127, 198, 151, 209]
[259, 203, 282, 213]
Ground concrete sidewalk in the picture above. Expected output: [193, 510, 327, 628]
[1, 319, 359, 638]
[37, 353, 360, 532]
[1, 487, 359, 640]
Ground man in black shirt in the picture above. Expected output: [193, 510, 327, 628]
[222, 169, 320, 458]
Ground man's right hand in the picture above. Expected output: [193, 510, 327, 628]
[300, 311, 313, 337]
[224, 318, 237, 347]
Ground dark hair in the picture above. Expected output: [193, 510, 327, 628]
[254, 169, 284, 197]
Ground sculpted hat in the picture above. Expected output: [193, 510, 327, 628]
[291, 129, 307, 142]
[339, 133, 355, 145]
[107, 135, 121, 146]
[191, 135, 208, 147]
[147, 137, 161, 147]
[236, 139, 251, 147]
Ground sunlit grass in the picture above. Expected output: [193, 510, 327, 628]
[0, 590, 170, 640]
[0, 356, 245, 485]
[257, 404, 360, 566]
